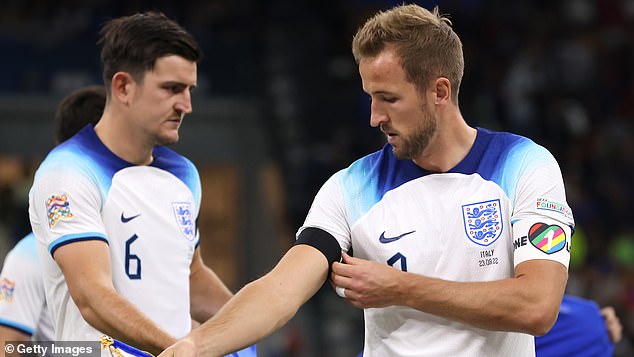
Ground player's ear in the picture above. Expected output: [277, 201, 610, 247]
[433, 77, 451, 105]
[111, 72, 135, 106]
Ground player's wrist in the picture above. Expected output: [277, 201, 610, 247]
[185, 329, 206, 355]
[397, 271, 424, 308]
[160, 336, 179, 351]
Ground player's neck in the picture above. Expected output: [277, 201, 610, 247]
[94, 111, 154, 165]
[412, 113, 476, 173]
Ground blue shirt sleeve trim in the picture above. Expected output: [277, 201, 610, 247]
[227, 344, 258, 357]
[111, 338, 153, 357]
[0, 318, 34, 335]
[49, 233, 109, 256]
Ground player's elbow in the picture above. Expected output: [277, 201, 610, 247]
[75, 303, 106, 333]
[520, 304, 559, 336]
[74, 295, 100, 325]
[70, 286, 112, 331]
[524, 315, 556, 336]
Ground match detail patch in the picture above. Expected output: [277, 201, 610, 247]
[528, 223, 566, 254]
[46, 194, 74, 228]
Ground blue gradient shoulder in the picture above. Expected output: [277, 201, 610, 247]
[37, 145, 90, 175]
[6, 233, 39, 262]
[335, 145, 424, 224]
[152, 146, 201, 203]
[493, 131, 556, 168]
[466, 129, 559, 199]
[33, 131, 120, 198]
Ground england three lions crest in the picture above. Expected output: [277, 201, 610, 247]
[172, 202, 195, 241]
[462, 199, 502, 246]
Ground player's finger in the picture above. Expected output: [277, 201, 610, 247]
[600, 306, 622, 343]
[332, 260, 356, 277]
[331, 271, 354, 288]
[335, 286, 346, 297]
[341, 251, 360, 264]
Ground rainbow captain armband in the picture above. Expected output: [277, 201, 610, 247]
[100, 335, 154, 357]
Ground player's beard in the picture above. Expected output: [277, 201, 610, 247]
[391, 106, 438, 160]
[155, 135, 179, 146]
[159, 126, 181, 145]
[152, 129, 180, 147]
[154, 117, 182, 146]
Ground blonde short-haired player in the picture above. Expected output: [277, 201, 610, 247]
[160, 4, 573, 356]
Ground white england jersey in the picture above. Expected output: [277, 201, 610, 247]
[28, 125, 200, 341]
[0, 233, 54, 341]
[299, 128, 574, 357]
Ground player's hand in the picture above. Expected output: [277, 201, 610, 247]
[600, 306, 623, 343]
[158, 338, 197, 357]
[331, 251, 405, 308]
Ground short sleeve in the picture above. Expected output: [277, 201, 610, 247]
[29, 163, 108, 256]
[510, 145, 574, 268]
[0, 235, 46, 335]
[297, 172, 350, 253]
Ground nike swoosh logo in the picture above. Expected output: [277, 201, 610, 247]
[379, 230, 416, 244]
[121, 212, 141, 223]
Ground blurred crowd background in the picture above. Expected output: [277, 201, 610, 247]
[1, 0, 633, 356]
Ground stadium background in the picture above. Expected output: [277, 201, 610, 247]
[0, 0, 632, 355]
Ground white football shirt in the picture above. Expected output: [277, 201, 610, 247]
[29, 125, 200, 341]
[0, 233, 54, 341]
[299, 128, 574, 357]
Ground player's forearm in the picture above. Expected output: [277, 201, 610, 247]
[189, 245, 330, 356]
[75, 287, 176, 354]
[190, 277, 298, 356]
[400, 276, 554, 334]
[189, 265, 233, 322]
[0, 326, 30, 357]
[398, 262, 567, 335]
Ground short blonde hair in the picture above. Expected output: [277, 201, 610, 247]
[352, 4, 464, 103]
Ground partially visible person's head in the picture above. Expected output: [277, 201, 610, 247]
[352, 4, 464, 104]
[55, 85, 106, 144]
[98, 11, 203, 96]
[98, 12, 202, 147]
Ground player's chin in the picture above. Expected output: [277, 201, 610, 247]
[156, 132, 180, 146]
[390, 145, 408, 160]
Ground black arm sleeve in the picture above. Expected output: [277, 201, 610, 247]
[294, 227, 342, 270]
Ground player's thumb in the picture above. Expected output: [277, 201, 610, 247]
[341, 251, 357, 264]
